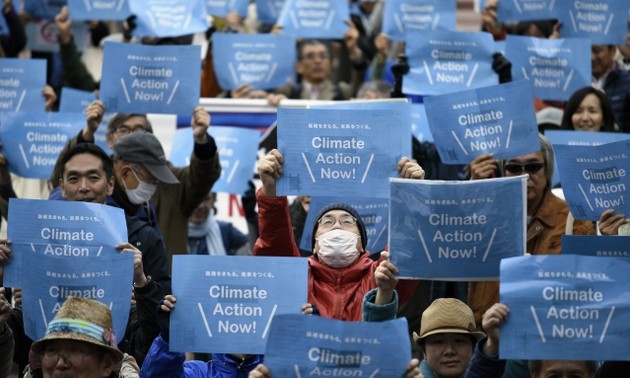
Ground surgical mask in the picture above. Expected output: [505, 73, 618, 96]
[315, 229, 360, 268]
[124, 169, 157, 205]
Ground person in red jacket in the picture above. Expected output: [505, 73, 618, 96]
[253, 149, 425, 321]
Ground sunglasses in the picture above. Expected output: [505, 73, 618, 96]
[504, 162, 545, 174]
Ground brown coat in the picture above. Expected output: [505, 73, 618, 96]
[467, 191, 596, 327]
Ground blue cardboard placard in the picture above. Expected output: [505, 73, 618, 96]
[212, 33, 295, 91]
[556, 0, 629, 45]
[256, 0, 286, 24]
[4, 199, 132, 343]
[0, 58, 46, 112]
[25, 20, 89, 53]
[265, 315, 410, 377]
[205, 0, 249, 18]
[169, 126, 260, 195]
[500, 255, 630, 361]
[24, 0, 66, 19]
[129, 0, 209, 38]
[100, 42, 201, 115]
[546, 130, 630, 188]
[505, 36, 591, 101]
[299, 196, 389, 255]
[0, 112, 84, 179]
[382, 0, 456, 42]
[276, 0, 349, 39]
[404, 31, 497, 96]
[389, 176, 527, 280]
[424, 80, 539, 164]
[497, 0, 559, 22]
[170, 255, 308, 354]
[411, 103, 433, 143]
[553, 140, 630, 221]
[276, 105, 409, 198]
[562, 235, 630, 257]
[4, 199, 128, 287]
[59, 87, 96, 112]
[21, 252, 133, 343]
[67, 0, 131, 20]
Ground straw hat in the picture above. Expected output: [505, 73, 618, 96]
[31, 296, 123, 362]
[413, 298, 485, 344]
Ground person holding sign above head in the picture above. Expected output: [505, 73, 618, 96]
[51, 100, 222, 269]
[467, 134, 596, 326]
[465, 303, 597, 378]
[254, 149, 424, 321]
[140, 294, 264, 378]
[561, 87, 617, 133]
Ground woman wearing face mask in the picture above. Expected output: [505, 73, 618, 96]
[254, 149, 425, 321]
[560, 87, 617, 132]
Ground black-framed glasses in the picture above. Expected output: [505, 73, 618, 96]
[504, 162, 544, 174]
[317, 215, 357, 230]
[115, 125, 146, 135]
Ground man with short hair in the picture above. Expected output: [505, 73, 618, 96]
[52, 101, 221, 267]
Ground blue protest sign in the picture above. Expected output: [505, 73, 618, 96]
[500, 255, 630, 361]
[556, 0, 628, 45]
[256, 0, 286, 24]
[67, 0, 131, 20]
[0, 112, 84, 179]
[497, 0, 558, 22]
[389, 176, 527, 280]
[553, 140, 630, 221]
[424, 80, 539, 164]
[546, 130, 630, 187]
[205, 0, 249, 18]
[4, 198, 128, 287]
[411, 103, 433, 143]
[169, 126, 259, 195]
[100, 42, 201, 115]
[129, 0, 209, 38]
[299, 196, 389, 255]
[24, 0, 65, 19]
[21, 252, 133, 343]
[382, 0, 456, 41]
[505, 36, 591, 101]
[0, 58, 46, 112]
[264, 315, 411, 377]
[276, 105, 409, 198]
[562, 235, 630, 257]
[5, 199, 132, 343]
[404, 31, 497, 96]
[59, 87, 96, 112]
[212, 33, 295, 91]
[276, 0, 349, 39]
[170, 255, 308, 354]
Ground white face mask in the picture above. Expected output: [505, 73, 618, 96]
[124, 169, 158, 205]
[315, 229, 360, 268]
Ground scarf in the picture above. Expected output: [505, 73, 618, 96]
[188, 213, 227, 256]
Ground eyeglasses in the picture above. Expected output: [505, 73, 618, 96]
[504, 162, 545, 175]
[317, 215, 357, 230]
[115, 125, 147, 135]
[301, 52, 329, 61]
[42, 346, 98, 367]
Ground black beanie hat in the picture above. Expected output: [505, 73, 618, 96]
[311, 203, 368, 251]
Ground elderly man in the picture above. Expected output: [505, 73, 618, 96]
[51, 101, 221, 268]
[467, 134, 596, 325]
[254, 149, 424, 321]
